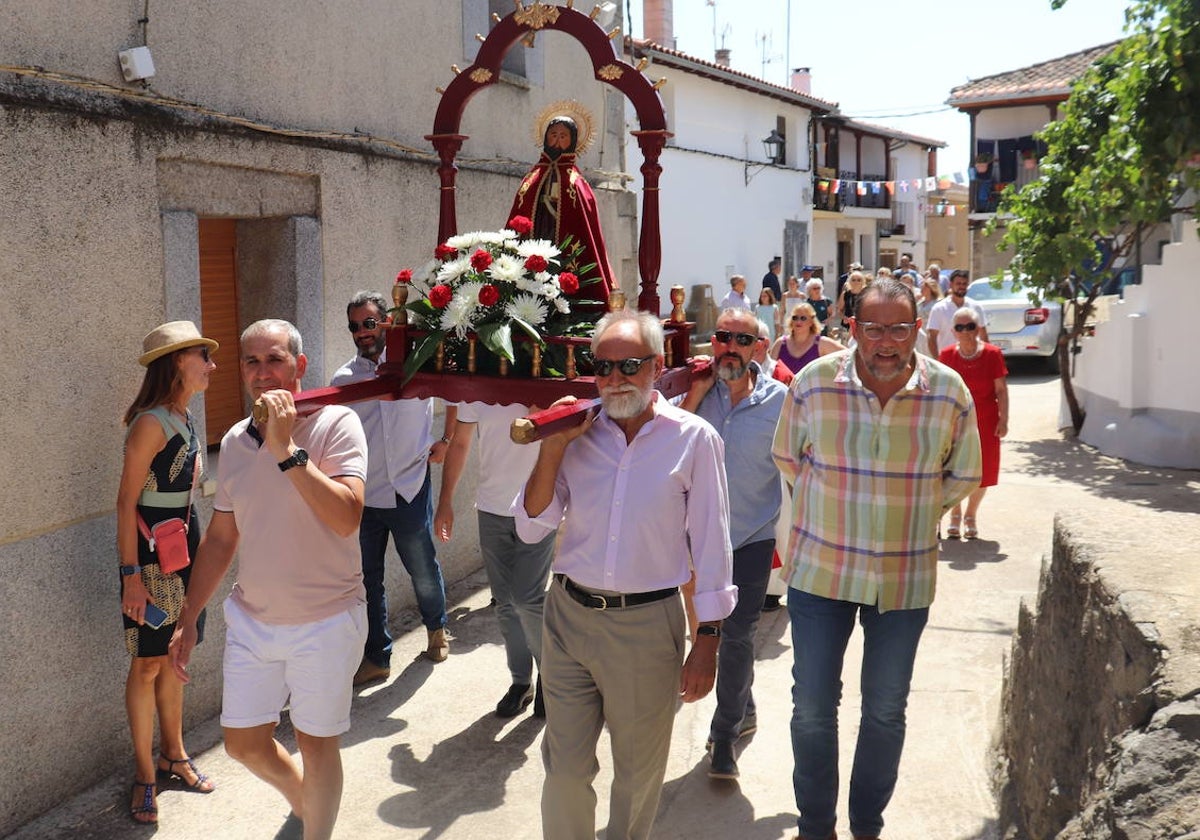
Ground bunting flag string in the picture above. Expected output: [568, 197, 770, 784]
[812, 170, 973, 199]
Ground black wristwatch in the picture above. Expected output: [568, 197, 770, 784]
[119, 564, 142, 577]
[278, 448, 309, 472]
[696, 624, 721, 638]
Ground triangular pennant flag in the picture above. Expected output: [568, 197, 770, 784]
[871, 182, 881, 194]
[885, 181, 895, 195]
[912, 179, 922, 189]
[899, 181, 909, 193]
[953, 171, 965, 184]
[924, 176, 937, 190]
[856, 182, 867, 195]
[830, 179, 841, 192]
[946, 205, 956, 216]
[817, 180, 829, 191]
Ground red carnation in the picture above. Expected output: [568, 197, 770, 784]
[395, 269, 413, 284]
[507, 215, 533, 236]
[558, 271, 579, 295]
[478, 284, 500, 307]
[470, 249, 493, 272]
[429, 284, 453, 309]
[524, 254, 548, 273]
[435, 243, 457, 261]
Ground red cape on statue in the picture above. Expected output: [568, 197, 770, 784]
[509, 152, 615, 304]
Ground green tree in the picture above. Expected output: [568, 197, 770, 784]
[991, 0, 1199, 431]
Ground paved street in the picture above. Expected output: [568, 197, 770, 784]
[14, 366, 1199, 840]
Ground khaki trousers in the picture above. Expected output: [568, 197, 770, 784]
[540, 577, 686, 840]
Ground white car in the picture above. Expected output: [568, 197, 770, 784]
[967, 278, 1062, 372]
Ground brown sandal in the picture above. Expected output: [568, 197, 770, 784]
[130, 780, 157, 823]
[157, 756, 215, 793]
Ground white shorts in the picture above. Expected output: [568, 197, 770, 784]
[220, 596, 367, 737]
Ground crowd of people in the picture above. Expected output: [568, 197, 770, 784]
[117, 260, 1009, 838]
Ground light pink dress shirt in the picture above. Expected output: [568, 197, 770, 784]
[515, 394, 737, 623]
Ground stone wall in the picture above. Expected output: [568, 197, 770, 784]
[997, 510, 1200, 839]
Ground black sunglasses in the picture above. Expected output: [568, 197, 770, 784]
[593, 355, 656, 377]
[348, 317, 380, 333]
[954, 323, 978, 332]
[712, 330, 758, 347]
[189, 346, 211, 362]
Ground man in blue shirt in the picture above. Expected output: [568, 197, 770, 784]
[682, 306, 788, 780]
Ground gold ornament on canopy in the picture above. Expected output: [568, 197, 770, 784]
[532, 99, 595, 155]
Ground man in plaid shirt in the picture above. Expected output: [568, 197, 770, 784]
[772, 277, 982, 840]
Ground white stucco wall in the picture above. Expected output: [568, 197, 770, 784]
[635, 67, 815, 317]
[1072, 219, 1200, 467]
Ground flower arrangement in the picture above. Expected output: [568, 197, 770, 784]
[397, 215, 595, 379]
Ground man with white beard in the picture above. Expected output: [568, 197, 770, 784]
[681, 308, 788, 781]
[516, 309, 736, 840]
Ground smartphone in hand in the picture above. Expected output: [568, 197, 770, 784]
[143, 603, 169, 629]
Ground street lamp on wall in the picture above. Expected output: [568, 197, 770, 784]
[745, 129, 786, 185]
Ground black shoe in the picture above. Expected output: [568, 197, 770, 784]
[761, 594, 783, 612]
[532, 677, 545, 718]
[495, 683, 534, 718]
[707, 739, 738, 780]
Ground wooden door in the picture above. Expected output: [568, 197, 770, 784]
[198, 219, 244, 443]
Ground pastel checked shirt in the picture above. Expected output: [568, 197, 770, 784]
[772, 349, 981, 612]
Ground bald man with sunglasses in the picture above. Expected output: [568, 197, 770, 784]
[681, 307, 788, 781]
[516, 309, 736, 840]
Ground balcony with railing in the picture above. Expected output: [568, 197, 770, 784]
[970, 149, 1042, 214]
[812, 170, 893, 213]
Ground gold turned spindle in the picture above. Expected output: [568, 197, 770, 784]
[566, 345, 577, 379]
[665, 339, 674, 367]
[669, 285, 686, 323]
[392, 283, 409, 324]
[499, 357, 509, 376]
[607, 289, 626, 312]
[435, 341, 445, 373]
[532, 344, 543, 377]
[468, 337, 477, 373]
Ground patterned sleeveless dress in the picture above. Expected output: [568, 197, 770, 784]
[121, 407, 205, 657]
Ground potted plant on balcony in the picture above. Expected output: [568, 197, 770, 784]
[974, 152, 994, 174]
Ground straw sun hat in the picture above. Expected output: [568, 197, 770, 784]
[138, 321, 219, 367]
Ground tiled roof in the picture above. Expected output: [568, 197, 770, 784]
[628, 38, 840, 112]
[947, 41, 1123, 108]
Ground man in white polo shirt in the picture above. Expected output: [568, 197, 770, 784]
[433, 401, 557, 718]
[171, 319, 368, 840]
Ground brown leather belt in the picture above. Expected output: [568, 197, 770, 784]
[556, 574, 678, 611]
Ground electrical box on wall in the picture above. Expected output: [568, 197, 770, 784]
[118, 46, 155, 82]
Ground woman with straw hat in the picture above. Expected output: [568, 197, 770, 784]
[117, 321, 218, 823]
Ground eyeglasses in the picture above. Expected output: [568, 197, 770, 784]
[856, 321, 918, 341]
[954, 323, 979, 333]
[712, 330, 758, 347]
[791, 315, 810, 323]
[593, 355, 656, 377]
[187, 346, 211, 362]
[348, 318, 380, 333]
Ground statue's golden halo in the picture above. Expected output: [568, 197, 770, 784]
[533, 100, 595, 156]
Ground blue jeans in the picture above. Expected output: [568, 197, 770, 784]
[709, 539, 774, 742]
[788, 589, 928, 839]
[358, 470, 447, 667]
[477, 511, 555, 685]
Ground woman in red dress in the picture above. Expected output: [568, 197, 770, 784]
[938, 307, 1009, 539]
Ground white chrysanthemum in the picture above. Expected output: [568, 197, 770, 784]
[552, 296, 571, 314]
[515, 239, 560, 261]
[540, 282, 561, 299]
[436, 256, 472, 284]
[440, 295, 478, 338]
[505, 294, 549, 327]
[487, 254, 524, 285]
[410, 259, 439, 294]
[514, 274, 543, 294]
[455, 281, 485, 305]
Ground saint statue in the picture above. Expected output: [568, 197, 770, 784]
[509, 109, 615, 304]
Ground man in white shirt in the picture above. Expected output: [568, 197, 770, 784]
[331, 291, 457, 684]
[719, 274, 752, 311]
[433, 401, 556, 718]
[927, 269, 989, 356]
[516, 309, 736, 840]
